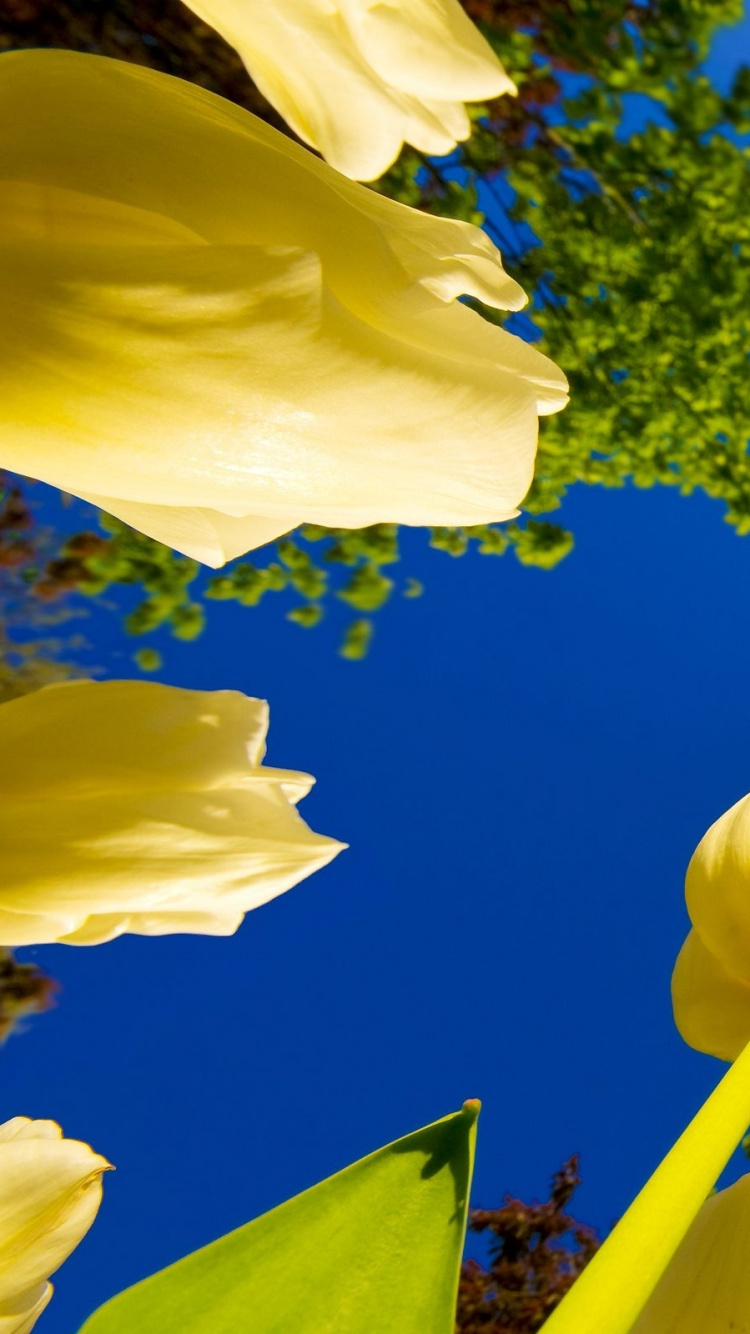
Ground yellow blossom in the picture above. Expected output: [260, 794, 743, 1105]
[0, 50, 567, 567]
[0, 1117, 109, 1334]
[0, 680, 344, 946]
[181, 0, 516, 180]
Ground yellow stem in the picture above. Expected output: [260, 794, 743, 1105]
[544, 1037, 750, 1334]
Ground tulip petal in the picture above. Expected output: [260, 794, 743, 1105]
[0, 1135, 110, 1305]
[0, 682, 271, 801]
[0, 1282, 52, 1334]
[0, 787, 345, 930]
[57, 912, 245, 945]
[543, 1036, 750, 1334]
[0, 235, 555, 542]
[685, 792, 750, 984]
[340, 0, 516, 100]
[78, 1102, 479, 1334]
[672, 927, 750, 1062]
[631, 1172, 750, 1332]
[182, 0, 513, 180]
[0, 1122, 63, 1144]
[0, 52, 567, 561]
[0, 680, 343, 947]
[76, 497, 298, 569]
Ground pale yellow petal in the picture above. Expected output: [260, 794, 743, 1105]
[186, 0, 425, 181]
[0, 786, 345, 942]
[0, 681, 270, 801]
[76, 496, 298, 567]
[0, 679, 342, 946]
[182, 0, 514, 180]
[0, 52, 565, 561]
[632, 1172, 750, 1332]
[341, 0, 516, 101]
[0, 1122, 62, 1145]
[0, 233, 556, 531]
[0, 1137, 109, 1304]
[57, 911, 244, 944]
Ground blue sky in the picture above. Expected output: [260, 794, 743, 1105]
[3, 10, 750, 1332]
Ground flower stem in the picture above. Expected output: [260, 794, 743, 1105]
[544, 1037, 750, 1334]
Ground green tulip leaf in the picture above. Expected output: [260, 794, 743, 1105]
[78, 1100, 480, 1334]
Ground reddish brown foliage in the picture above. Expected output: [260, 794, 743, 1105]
[456, 1157, 599, 1332]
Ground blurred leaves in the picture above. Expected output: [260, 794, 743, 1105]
[0, 948, 56, 1044]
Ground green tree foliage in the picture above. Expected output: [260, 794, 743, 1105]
[1, 0, 748, 657]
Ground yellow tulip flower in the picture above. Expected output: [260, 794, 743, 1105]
[0, 680, 344, 946]
[0, 1117, 109, 1334]
[672, 790, 750, 1060]
[181, 0, 516, 180]
[0, 50, 567, 568]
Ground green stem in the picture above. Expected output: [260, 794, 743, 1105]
[544, 1037, 750, 1334]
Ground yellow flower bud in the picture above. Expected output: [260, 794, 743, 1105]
[181, 0, 517, 180]
[0, 680, 344, 946]
[0, 51, 567, 567]
[0, 1117, 109, 1334]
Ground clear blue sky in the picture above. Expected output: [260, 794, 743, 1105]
[3, 12, 750, 1332]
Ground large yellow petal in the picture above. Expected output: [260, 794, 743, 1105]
[0, 52, 566, 563]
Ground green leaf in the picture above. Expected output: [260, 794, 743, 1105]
[78, 1102, 480, 1334]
